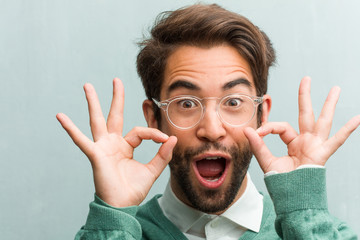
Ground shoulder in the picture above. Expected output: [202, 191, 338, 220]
[259, 193, 278, 233]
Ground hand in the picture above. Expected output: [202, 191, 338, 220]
[56, 78, 177, 207]
[244, 76, 360, 174]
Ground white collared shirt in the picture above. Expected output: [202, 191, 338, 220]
[158, 173, 263, 240]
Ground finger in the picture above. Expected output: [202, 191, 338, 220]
[244, 127, 275, 173]
[323, 115, 360, 157]
[298, 76, 315, 133]
[84, 83, 107, 141]
[107, 78, 125, 135]
[315, 86, 341, 139]
[146, 136, 178, 179]
[257, 122, 298, 145]
[56, 113, 93, 154]
[124, 127, 170, 149]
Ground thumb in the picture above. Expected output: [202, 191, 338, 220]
[146, 136, 178, 179]
[244, 127, 274, 173]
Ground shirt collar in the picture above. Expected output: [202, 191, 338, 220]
[158, 173, 263, 236]
[221, 173, 263, 232]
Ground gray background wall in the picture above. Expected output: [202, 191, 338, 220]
[1, 0, 359, 239]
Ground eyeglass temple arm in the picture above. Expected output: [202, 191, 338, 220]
[152, 98, 167, 108]
[254, 97, 263, 105]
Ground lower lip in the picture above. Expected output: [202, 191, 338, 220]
[192, 160, 229, 189]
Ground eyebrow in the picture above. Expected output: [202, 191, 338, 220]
[222, 78, 252, 90]
[167, 80, 201, 94]
[166, 78, 252, 95]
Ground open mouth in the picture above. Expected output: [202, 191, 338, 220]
[193, 155, 229, 189]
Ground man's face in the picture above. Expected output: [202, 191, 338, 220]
[155, 44, 268, 214]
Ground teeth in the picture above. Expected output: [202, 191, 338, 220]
[206, 177, 220, 182]
[204, 157, 221, 160]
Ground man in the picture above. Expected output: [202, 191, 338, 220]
[57, 4, 359, 239]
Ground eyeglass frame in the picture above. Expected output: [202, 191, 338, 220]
[152, 93, 263, 130]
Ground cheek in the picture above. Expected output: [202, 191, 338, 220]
[227, 117, 259, 147]
[173, 131, 196, 147]
[226, 126, 251, 146]
[157, 113, 173, 134]
[229, 128, 246, 140]
[159, 120, 195, 146]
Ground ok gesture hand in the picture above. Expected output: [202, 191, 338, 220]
[245, 77, 360, 174]
[57, 78, 177, 207]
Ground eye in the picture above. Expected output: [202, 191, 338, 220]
[224, 98, 243, 107]
[178, 99, 198, 109]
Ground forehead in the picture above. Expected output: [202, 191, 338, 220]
[161, 44, 255, 99]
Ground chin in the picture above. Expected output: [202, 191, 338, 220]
[170, 141, 252, 213]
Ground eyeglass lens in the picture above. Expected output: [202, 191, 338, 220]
[166, 95, 256, 128]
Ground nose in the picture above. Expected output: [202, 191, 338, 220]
[196, 102, 226, 142]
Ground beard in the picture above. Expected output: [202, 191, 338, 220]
[169, 141, 252, 214]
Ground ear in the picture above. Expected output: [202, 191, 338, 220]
[260, 94, 272, 124]
[143, 99, 159, 129]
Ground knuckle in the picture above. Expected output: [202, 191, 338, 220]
[128, 127, 140, 136]
[132, 126, 138, 132]
[133, 126, 142, 132]
[281, 121, 289, 127]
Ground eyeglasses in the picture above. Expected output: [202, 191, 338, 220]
[152, 94, 263, 130]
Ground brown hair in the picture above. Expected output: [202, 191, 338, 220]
[137, 3, 276, 125]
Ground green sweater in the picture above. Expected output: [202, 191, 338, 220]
[75, 168, 357, 239]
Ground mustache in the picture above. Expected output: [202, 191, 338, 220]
[177, 142, 234, 160]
